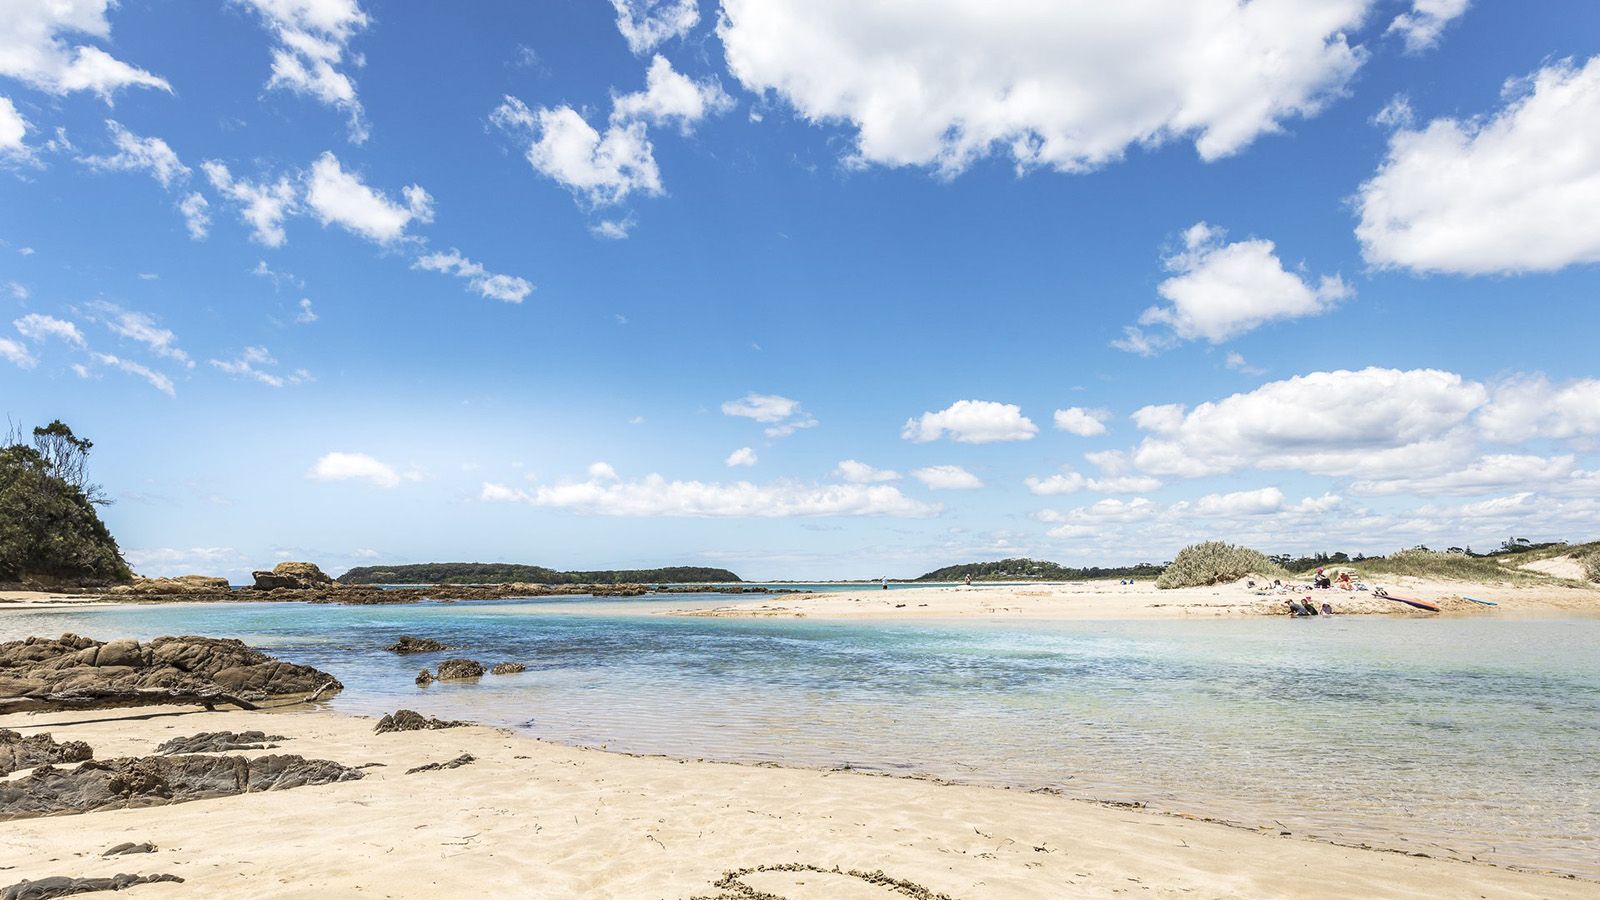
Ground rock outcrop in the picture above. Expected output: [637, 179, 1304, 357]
[0, 729, 93, 776]
[2, 873, 183, 900]
[155, 731, 286, 754]
[0, 754, 363, 820]
[0, 634, 342, 713]
[435, 659, 484, 680]
[249, 561, 335, 591]
[110, 575, 230, 596]
[101, 842, 156, 857]
[489, 662, 525, 675]
[405, 753, 475, 775]
[373, 709, 469, 734]
[387, 636, 449, 654]
[415, 669, 434, 685]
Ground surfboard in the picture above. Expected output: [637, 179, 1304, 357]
[1463, 596, 1498, 606]
[1383, 594, 1440, 612]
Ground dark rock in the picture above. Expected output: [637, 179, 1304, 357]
[249, 561, 334, 591]
[414, 669, 434, 686]
[0, 634, 342, 713]
[0, 754, 363, 820]
[0, 729, 93, 776]
[405, 753, 475, 775]
[387, 636, 449, 654]
[154, 731, 286, 754]
[2, 873, 183, 899]
[434, 658, 484, 680]
[489, 662, 525, 675]
[373, 709, 469, 734]
[100, 842, 155, 857]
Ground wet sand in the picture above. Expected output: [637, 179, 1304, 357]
[2, 703, 1593, 899]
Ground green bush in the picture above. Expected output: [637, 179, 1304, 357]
[0, 436, 131, 586]
[1156, 541, 1286, 589]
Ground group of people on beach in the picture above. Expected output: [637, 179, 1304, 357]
[1286, 597, 1335, 617]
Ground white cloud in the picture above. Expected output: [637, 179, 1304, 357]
[305, 152, 432, 244]
[209, 345, 310, 388]
[295, 297, 318, 323]
[1129, 367, 1486, 478]
[1084, 449, 1129, 474]
[1041, 498, 1158, 539]
[1052, 406, 1108, 437]
[491, 56, 729, 210]
[483, 467, 940, 518]
[307, 451, 400, 488]
[14, 313, 85, 346]
[90, 351, 175, 396]
[1191, 487, 1289, 517]
[912, 465, 983, 490]
[241, 0, 371, 142]
[94, 303, 191, 366]
[177, 192, 210, 240]
[722, 392, 817, 438]
[0, 0, 170, 98]
[591, 218, 634, 240]
[1350, 454, 1577, 496]
[725, 446, 758, 467]
[1355, 56, 1600, 274]
[1224, 351, 1266, 376]
[6, 282, 27, 300]
[610, 0, 698, 55]
[1024, 468, 1162, 496]
[1387, 0, 1469, 53]
[902, 400, 1037, 444]
[587, 461, 620, 481]
[78, 120, 188, 187]
[718, 0, 1368, 175]
[1119, 223, 1349, 351]
[413, 248, 534, 303]
[202, 161, 298, 247]
[835, 459, 899, 483]
[0, 97, 29, 156]
[0, 337, 37, 369]
[1477, 376, 1600, 443]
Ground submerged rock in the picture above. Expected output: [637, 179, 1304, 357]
[373, 709, 469, 734]
[0, 754, 363, 820]
[387, 636, 450, 654]
[1, 873, 183, 900]
[154, 731, 286, 754]
[415, 669, 434, 685]
[0, 634, 342, 713]
[435, 659, 484, 681]
[0, 730, 93, 776]
[405, 753, 475, 775]
[489, 662, 525, 675]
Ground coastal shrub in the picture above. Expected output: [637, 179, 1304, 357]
[0, 424, 131, 586]
[1156, 541, 1286, 589]
[1583, 549, 1600, 584]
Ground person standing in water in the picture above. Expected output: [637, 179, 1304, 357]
[881, 576, 888, 590]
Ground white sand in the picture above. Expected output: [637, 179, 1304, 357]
[1517, 557, 1588, 581]
[2, 704, 1591, 899]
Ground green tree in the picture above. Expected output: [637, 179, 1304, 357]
[0, 423, 131, 585]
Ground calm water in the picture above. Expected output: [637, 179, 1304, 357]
[3, 598, 1597, 877]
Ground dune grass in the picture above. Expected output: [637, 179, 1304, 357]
[1156, 541, 1286, 589]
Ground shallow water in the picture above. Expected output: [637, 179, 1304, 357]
[3, 598, 1597, 878]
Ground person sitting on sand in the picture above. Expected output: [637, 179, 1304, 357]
[1336, 572, 1353, 590]
[1314, 570, 1332, 590]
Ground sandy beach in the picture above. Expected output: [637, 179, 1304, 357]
[2, 702, 1593, 899]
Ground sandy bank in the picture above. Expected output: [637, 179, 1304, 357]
[1, 704, 1591, 899]
[664, 578, 1600, 621]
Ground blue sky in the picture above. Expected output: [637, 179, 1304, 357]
[3, 0, 1599, 580]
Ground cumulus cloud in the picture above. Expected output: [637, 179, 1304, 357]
[1, 97, 31, 157]
[911, 465, 983, 490]
[78, 120, 188, 187]
[725, 446, 757, 467]
[0, 337, 37, 369]
[903, 400, 1036, 444]
[202, 161, 299, 247]
[1350, 454, 1577, 496]
[1387, 0, 1469, 53]
[14, 313, 85, 346]
[1129, 368, 1486, 478]
[719, 0, 1367, 176]
[241, 0, 371, 142]
[835, 459, 899, 483]
[295, 297, 318, 323]
[307, 451, 401, 488]
[413, 248, 533, 303]
[177, 192, 210, 240]
[483, 466, 940, 518]
[1118, 223, 1349, 352]
[1476, 376, 1600, 443]
[1052, 407, 1108, 437]
[722, 392, 816, 437]
[89, 351, 174, 396]
[610, 0, 698, 55]
[0, 0, 170, 99]
[1356, 56, 1600, 274]
[1024, 469, 1163, 496]
[491, 55, 730, 214]
[305, 152, 432, 244]
[92, 303, 191, 367]
[209, 346, 310, 388]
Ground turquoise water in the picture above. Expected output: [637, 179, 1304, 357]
[2, 598, 1597, 878]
